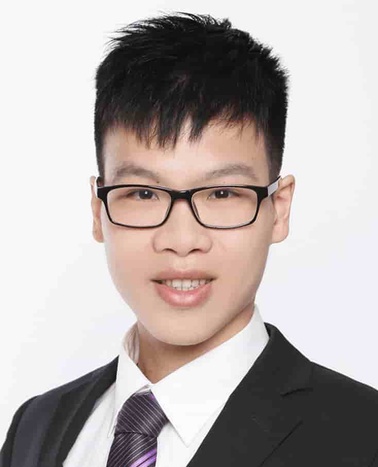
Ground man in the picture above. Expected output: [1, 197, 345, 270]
[1, 11, 378, 467]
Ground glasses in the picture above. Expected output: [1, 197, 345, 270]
[95, 176, 281, 229]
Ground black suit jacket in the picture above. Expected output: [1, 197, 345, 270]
[1, 322, 378, 466]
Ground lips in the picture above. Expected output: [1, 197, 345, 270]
[152, 268, 216, 282]
[153, 277, 214, 307]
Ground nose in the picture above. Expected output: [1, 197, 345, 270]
[152, 197, 211, 255]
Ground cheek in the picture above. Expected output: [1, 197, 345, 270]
[220, 225, 272, 281]
[102, 223, 149, 289]
[223, 219, 271, 255]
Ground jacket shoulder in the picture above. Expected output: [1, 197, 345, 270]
[36, 357, 118, 399]
[22, 356, 118, 418]
[311, 360, 378, 402]
[1, 358, 117, 466]
[309, 360, 378, 431]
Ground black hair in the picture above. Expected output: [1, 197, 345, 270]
[94, 11, 290, 183]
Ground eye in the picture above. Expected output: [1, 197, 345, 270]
[208, 188, 239, 199]
[126, 189, 159, 200]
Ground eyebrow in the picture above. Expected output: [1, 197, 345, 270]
[110, 161, 259, 185]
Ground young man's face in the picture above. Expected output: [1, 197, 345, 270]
[90, 120, 294, 352]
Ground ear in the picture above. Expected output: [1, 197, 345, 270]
[90, 176, 104, 243]
[270, 175, 295, 244]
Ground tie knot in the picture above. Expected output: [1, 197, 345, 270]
[115, 390, 169, 438]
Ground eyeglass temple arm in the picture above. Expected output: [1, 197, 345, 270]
[268, 176, 281, 196]
[94, 177, 101, 198]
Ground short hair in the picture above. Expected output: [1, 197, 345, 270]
[94, 11, 290, 183]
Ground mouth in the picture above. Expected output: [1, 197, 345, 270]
[151, 278, 215, 307]
[152, 278, 214, 290]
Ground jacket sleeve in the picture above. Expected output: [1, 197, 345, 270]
[0, 397, 38, 467]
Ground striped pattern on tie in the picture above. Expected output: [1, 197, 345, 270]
[106, 390, 169, 467]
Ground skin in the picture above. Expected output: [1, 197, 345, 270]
[90, 119, 295, 383]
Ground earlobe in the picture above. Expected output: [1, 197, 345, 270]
[92, 217, 104, 243]
[270, 175, 295, 245]
[90, 176, 104, 243]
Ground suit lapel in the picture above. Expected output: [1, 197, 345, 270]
[186, 323, 313, 467]
[38, 357, 118, 467]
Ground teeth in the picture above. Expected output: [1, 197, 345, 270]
[159, 278, 212, 291]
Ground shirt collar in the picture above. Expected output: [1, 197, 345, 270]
[110, 304, 269, 446]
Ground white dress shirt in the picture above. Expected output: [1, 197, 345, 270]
[64, 304, 269, 467]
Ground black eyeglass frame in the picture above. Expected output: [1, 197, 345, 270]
[95, 175, 281, 229]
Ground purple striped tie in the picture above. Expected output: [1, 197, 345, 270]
[106, 390, 169, 467]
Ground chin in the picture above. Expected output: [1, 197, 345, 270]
[146, 319, 221, 347]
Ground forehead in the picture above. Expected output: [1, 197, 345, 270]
[102, 120, 269, 186]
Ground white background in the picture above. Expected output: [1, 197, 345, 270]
[0, 0, 377, 444]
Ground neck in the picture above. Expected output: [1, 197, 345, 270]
[136, 304, 254, 383]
